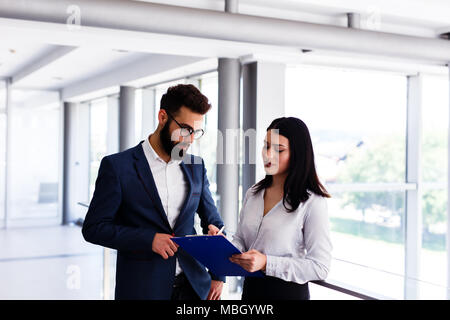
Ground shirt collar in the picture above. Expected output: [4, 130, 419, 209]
[143, 135, 182, 165]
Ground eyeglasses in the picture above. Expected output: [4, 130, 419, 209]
[164, 109, 205, 140]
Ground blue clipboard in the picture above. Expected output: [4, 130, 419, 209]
[172, 235, 264, 277]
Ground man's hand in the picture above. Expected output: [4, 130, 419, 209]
[207, 280, 223, 300]
[207, 224, 224, 236]
[152, 233, 179, 259]
[229, 249, 267, 273]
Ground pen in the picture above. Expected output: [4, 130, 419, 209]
[217, 225, 225, 235]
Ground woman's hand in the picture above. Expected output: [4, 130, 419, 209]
[229, 249, 267, 273]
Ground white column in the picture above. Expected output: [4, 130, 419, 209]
[254, 61, 286, 182]
[119, 86, 136, 151]
[64, 102, 90, 222]
[242, 60, 286, 199]
[2, 78, 10, 229]
[141, 88, 157, 139]
[217, 58, 240, 234]
[63, 101, 76, 224]
[405, 74, 423, 299]
[217, 0, 241, 296]
[106, 96, 119, 155]
[242, 62, 257, 195]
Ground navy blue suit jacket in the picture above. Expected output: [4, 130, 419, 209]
[82, 141, 225, 300]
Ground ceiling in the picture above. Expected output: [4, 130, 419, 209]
[136, 0, 450, 34]
[0, 0, 449, 101]
[6, 46, 150, 90]
[0, 43, 57, 79]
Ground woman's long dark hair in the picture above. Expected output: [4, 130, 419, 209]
[253, 117, 330, 212]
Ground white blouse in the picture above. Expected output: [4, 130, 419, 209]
[231, 185, 333, 285]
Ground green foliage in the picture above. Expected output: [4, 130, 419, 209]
[422, 189, 447, 227]
[421, 131, 447, 182]
[337, 134, 405, 215]
[335, 131, 447, 231]
[331, 217, 403, 244]
[337, 134, 405, 184]
[330, 217, 445, 251]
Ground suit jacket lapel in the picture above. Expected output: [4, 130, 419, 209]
[132, 144, 172, 232]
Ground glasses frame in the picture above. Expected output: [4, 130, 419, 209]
[163, 109, 205, 140]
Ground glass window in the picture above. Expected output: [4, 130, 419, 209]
[286, 65, 408, 297]
[0, 114, 5, 223]
[7, 90, 60, 220]
[286, 65, 407, 185]
[86, 95, 119, 299]
[89, 98, 108, 200]
[328, 191, 405, 273]
[135, 88, 143, 142]
[0, 81, 5, 112]
[68, 102, 91, 222]
[0, 81, 6, 223]
[198, 72, 218, 196]
[1, 90, 107, 299]
[420, 74, 448, 290]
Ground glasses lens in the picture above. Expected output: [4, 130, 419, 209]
[180, 128, 191, 137]
[193, 129, 204, 139]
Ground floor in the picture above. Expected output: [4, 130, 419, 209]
[0, 225, 103, 299]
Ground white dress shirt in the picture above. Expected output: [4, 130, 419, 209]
[142, 136, 188, 276]
[232, 185, 333, 285]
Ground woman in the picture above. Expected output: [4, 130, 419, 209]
[229, 117, 332, 300]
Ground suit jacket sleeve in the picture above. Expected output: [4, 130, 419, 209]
[196, 158, 226, 283]
[82, 156, 158, 252]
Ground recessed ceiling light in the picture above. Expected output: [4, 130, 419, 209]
[112, 49, 129, 53]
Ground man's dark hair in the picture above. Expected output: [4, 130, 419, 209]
[160, 84, 211, 115]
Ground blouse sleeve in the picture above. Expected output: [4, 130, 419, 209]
[231, 188, 252, 252]
[265, 196, 333, 284]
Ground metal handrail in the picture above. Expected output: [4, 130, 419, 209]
[77, 202, 89, 208]
[310, 280, 380, 300]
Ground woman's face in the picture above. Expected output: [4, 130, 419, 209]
[262, 129, 290, 176]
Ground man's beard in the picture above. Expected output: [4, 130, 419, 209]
[160, 120, 188, 160]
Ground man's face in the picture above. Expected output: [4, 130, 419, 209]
[159, 106, 204, 159]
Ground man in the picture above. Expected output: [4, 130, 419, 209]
[82, 84, 225, 300]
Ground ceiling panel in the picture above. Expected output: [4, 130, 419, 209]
[12, 47, 150, 90]
[0, 43, 58, 78]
